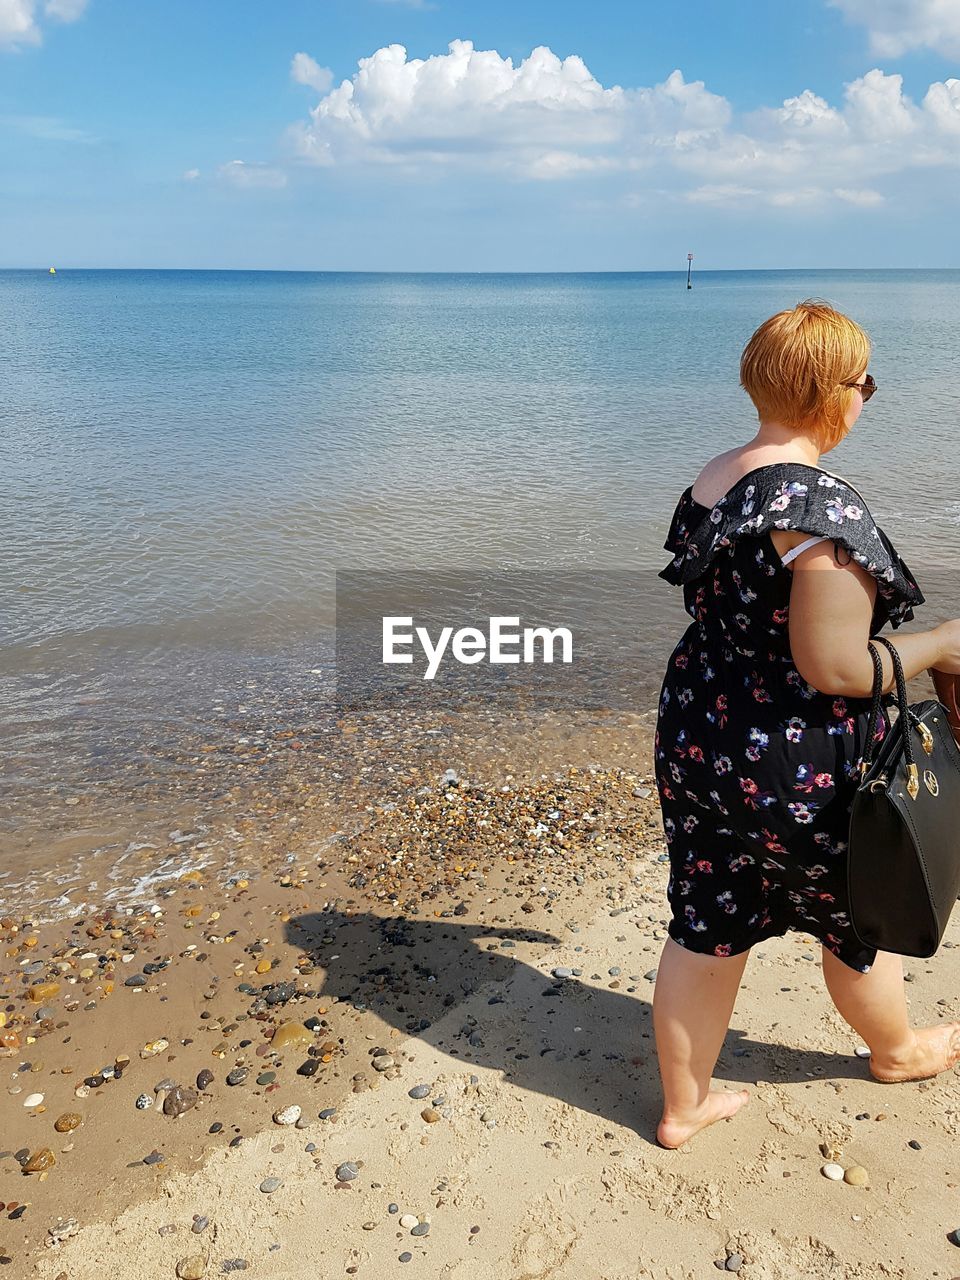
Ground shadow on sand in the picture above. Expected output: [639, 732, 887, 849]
[284, 909, 870, 1144]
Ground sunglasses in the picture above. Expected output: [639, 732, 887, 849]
[842, 372, 877, 402]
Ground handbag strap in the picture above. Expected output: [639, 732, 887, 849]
[873, 634, 917, 774]
[859, 640, 887, 776]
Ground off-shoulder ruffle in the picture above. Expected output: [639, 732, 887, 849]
[659, 462, 924, 628]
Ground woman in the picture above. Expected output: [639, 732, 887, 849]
[651, 300, 960, 1149]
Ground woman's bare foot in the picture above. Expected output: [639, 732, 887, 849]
[656, 1088, 750, 1149]
[869, 1023, 960, 1083]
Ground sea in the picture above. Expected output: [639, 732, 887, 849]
[3, 268, 959, 901]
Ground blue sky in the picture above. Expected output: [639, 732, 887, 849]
[2, 0, 959, 269]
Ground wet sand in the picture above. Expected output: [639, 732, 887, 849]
[5, 709, 960, 1279]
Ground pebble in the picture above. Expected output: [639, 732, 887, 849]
[821, 1163, 844, 1181]
[53, 1113, 82, 1133]
[24, 1148, 55, 1173]
[399, 1253, 413, 1264]
[844, 1165, 869, 1186]
[23, 1092, 44, 1108]
[908, 1139, 922, 1150]
[125, 974, 147, 987]
[197, 1069, 215, 1091]
[643, 970, 658, 981]
[421, 1108, 441, 1123]
[724, 1255, 743, 1273]
[176, 1257, 206, 1279]
[372, 1055, 395, 1072]
[221, 1261, 248, 1272]
[411, 1223, 430, 1237]
[336, 1161, 359, 1182]
[259, 1177, 282, 1194]
[226, 1067, 248, 1086]
[947, 1227, 960, 1247]
[273, 1105, 301, 1126]
[854, 1046, 871, 1059]
[552, 967, 573, 979]
[192, 1216, 209, 1234]
[399, 1214, 418, 1229]
[388, 1204, 399, 1214]
[163, 1086, 198, 1118]
[408, 1084, 431, 1100]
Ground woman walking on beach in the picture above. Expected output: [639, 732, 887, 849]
[652, 300, 960, 1149]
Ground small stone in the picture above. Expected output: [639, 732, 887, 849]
[125, 974, 147, 988]
[24, 1148, 56, 1173]
[388, 1203, 399, 1214]
[408, 1084, 431, 1100]
[336, 1161, 359, 1182]
[399, 1253, 412, 1264]
[362, 1221, 377, 1231]
[908, 1139, 922, 1150]
[271, 1022, 314, 1051]
[854, 1046, 871, 1059]
[372, 1055, 394, 1072]
[421, 1107, 441, 1124]
[23, 1093, 44, 1108]
[176, 1256, 206, 1278]
[273, 1105, 301, 1126]
[221, 1260, 248, 1271]
[140, 1038, 169, 1059]
[192, 1216, 209, 1234]
[552, 967, 573, 979]
[226, 1067, 248, 1086]
[821, 1163, 844, 1181]
[54, 1113, 82, 1133]
[724, 1256, 743, 1273]
[844, 1165, 869, 1186]
[399, 1214, 418, 1229]
[947, 1227, 960, 1247]
[411, 1223, 430, 1237]
[163, 1086, 198, 1118]
[259, 1177, 282, 1194]
[135, 1093, 153, 1110]
[197, 1069, 215, 1091]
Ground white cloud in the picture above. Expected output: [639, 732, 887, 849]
[291, 51, 333, 94]
[218, 160, 288, 190]
[290, 41, 727, 177]
[830, 0, 960, 57]
[182, 168, 201, 182]
[284, 41, 960, 211]
[0, 0, 86, 49]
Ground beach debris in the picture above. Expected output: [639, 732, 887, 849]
[45, 1217, 80, 1247]
[821, 1163, 844, 1180]
[844, 1165, 869, 1187]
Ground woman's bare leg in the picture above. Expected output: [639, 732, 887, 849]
[652, 937, 752, 1148]
[821, 946, 960, 1082]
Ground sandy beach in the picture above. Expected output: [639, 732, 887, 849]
[4, 711, 960, 1280]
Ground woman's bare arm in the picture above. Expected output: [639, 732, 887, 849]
[779, 536, 957, 697]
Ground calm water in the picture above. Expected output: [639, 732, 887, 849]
[3, 269, 959, 841]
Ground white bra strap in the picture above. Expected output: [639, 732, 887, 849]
[780, 534, 831, 566]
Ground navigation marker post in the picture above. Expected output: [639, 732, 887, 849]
[686, 252, 694, 290]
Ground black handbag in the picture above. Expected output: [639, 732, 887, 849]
[848, 635, 960, 957]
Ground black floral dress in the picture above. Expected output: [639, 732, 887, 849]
[654, 462, 925, 972]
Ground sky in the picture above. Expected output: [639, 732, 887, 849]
[1, 0, 960, 270]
